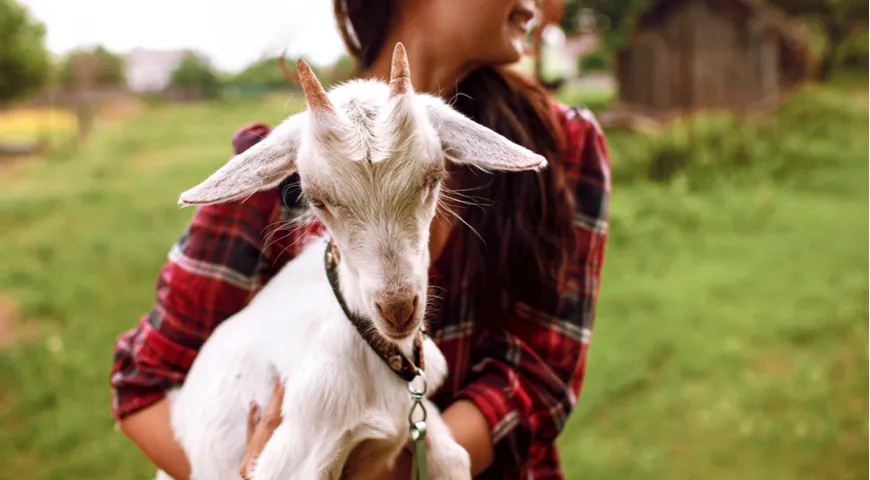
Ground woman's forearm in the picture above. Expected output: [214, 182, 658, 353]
[386, 399, 494, 479]
[118, 398, 192, 480]
[442, 399, 494, 476]
[119, 395, 493, 480]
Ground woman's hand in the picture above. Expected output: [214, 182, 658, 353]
[235, 383, 489, 480]
[240, 377, 285, 479]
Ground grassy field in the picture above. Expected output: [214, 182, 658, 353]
[0, 80, 866, 479]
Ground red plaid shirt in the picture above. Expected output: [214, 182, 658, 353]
[110, 101, 611, 479]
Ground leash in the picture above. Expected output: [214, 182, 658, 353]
[323, 240, 428, 480]
[408, 372, 428, 480]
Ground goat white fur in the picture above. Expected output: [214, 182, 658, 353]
[156, 43, 547, 480]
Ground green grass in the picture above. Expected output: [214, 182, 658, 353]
[557, 80, 616, 113]
[0, 80, 866, 479]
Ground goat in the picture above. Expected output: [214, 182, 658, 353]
[156, 43, 548, 480]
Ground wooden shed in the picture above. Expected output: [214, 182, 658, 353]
[615, 0, 815, 118]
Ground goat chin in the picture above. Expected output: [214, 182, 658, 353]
[154, 236, 456, 480]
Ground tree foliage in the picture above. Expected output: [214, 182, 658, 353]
[768, 0, 869, 78]
[168, 53, 221, 99]
[560, 0, 653, 48]
[229, 56, 294, 91]
[227, 54, 355, 96]
[58, 46, 125, 88]
[562, 0, 868, 78]
[0, 0, 51, 104]
[326, 55, 355, 85]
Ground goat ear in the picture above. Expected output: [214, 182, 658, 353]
[426, 102, 548, 172]
[178, 113, 305, 206]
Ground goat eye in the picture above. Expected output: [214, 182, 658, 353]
[304, 194, 325, 209]
[425, 174, 442, 190]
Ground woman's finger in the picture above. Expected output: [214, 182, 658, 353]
[246, 401, 259, 444]
[263, 378, 285, 424]
[240, 378, 284, 478]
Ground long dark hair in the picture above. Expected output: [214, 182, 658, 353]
[334, 0, 577, 328]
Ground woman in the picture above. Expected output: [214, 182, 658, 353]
[110, 0, 611, 478]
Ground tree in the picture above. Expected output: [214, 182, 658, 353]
[768, 0, 869, 79]
[168, 53, 221, 99]
[228, 54, 355, 96]
[560, 0, 584, 34]
[58, 46, 125, 88]
[0, 0, 51, 104]
[560, 0, 653, 48]
[230, 56, 296, 91]
[324, 55, 355, 86]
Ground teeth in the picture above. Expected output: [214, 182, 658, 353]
[512, 17, 533, 32]
[510, 10, 535, 30]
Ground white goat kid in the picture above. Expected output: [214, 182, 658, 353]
[158, 43, 548, 480]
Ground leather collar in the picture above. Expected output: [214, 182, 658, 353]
[323, 240, 425, 382]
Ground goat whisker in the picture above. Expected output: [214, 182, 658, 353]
[439, 190, 491, 210]
[437, 201, 484, 244]
[263, 212, 315, 250]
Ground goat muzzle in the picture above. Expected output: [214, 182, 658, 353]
[375, 291, 418, 333]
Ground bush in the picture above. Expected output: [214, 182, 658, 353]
[228, 56, 296, 92]
[839, 27, 868, 69]
[57, 46, 125, 89]
[607, 82, 869, 190]
[578, 50, 611, 73]
[226, 54, 355, 98]
[167, 53, 221, 100]
[556, 82, 615, 112]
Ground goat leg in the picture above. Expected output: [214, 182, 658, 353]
[419, 399, 472, 480]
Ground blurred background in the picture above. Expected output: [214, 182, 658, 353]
[0, 0, 866, 478]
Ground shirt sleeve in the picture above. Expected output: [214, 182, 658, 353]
[455, 105, 611, 471]
[109, 122, 284, 420]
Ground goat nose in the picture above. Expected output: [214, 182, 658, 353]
[375, 295, 418, 330]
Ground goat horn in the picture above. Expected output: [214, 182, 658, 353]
[389, 42, 412, 96]
[296, 59, 333, 111]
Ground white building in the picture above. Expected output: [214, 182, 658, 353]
[123, 48, 191, 93]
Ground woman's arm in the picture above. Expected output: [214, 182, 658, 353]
[119, 399, 192, 480]
[110, 122, 306, 473]
[110, 122, 281, 420]
[118, 378, 287, 480]
[378, 400, 493, 479]
[449, 105, 611, 475]
[442, 400, 494, 475]
[112, 188, 282, 475]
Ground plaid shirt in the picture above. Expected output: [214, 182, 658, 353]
[110, 101, 611, 479]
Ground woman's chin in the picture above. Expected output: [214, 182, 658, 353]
[507, 40, 526, 62]
[505, 31, 533, 62]
[481, 41, 524, 67]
